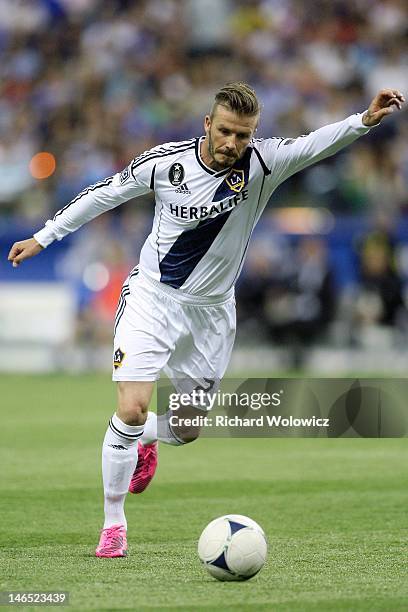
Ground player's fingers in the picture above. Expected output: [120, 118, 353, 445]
[382, 91, 405, 107]
[386, 97, 402, 110]
[381, 88, 402, 97]
[392, 90, 405, 102]
[12, 251, 29, 267]
[378, 88, 395, 100]
[376, 107, 396, 121]
[7, 244, 22, 261]
[377, 89, 402, 106]
[366, 107, 393, 126]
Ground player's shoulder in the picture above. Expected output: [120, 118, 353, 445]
[131, 138, 196, 172]
[250, 136, 286, 173]
[251, 136, 285, 151]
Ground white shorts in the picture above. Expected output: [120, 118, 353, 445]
[112, 268, 236, 393]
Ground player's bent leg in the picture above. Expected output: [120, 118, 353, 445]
[128, 437, 158, 494]
[96, 381, 155, 557]
[116, 381, 160, 495]
[165, 404, 203, 444]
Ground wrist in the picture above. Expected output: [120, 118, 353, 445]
[32, 237, 44, 249]
[33, 225, 57, 248]
[362, 111, 370, 126]
[362, 110, 380, 128]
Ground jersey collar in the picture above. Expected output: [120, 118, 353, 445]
[195, 137, 231, 177]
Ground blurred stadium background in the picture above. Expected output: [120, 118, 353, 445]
[0, 0, 407, 375]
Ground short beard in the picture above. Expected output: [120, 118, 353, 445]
[208, 130, 233, 171]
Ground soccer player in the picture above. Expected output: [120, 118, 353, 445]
[8, 83, 405, 557]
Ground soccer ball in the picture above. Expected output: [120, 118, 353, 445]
[197, 514, 267, 581]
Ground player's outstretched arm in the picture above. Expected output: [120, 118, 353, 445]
[269, 88, 405, 184]
[362, 89, 405, 127]
[6, 149, 158, 265]
[8, 237, 43, 268]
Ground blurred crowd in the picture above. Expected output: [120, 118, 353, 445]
[1, 0, 407, 220]
[236, 219, 408, 365]
[1, 0, 408, 358]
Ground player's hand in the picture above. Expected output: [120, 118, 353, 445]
[362, 89, 405, 126]
[8, 237, 44, 267]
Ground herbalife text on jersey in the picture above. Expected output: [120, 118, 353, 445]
[169, 190, 248, 219]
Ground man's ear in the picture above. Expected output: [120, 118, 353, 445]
[204, 115, 211, 135]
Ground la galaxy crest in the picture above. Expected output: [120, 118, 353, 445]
[226, 168, 245, 193]
[169, 163, 184, 186]
[113, 347, 125, 369]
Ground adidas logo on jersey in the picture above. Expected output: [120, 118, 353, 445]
[175, 182, 191, 194]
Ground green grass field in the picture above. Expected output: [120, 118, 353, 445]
[0, 374, 407, 611]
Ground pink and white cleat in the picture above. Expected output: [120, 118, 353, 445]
[128, 441, 158, 494]
[95, 524, 127, 558]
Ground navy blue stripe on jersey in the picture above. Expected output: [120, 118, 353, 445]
[159, 211, 233, 289]
[53, 176, 114, 220]
[131, 142, 195, 177]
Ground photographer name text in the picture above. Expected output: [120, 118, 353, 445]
[169, 415, 330, 428]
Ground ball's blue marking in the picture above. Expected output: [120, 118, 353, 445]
[210, 551, 230, 572]
[228, 520, 247, 535]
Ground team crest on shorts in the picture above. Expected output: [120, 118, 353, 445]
[169, 163, 184, 186]
[113, 347, 126, 369]
[226, 168, 245, 193]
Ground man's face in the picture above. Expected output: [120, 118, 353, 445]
[204, 105, 259, 170]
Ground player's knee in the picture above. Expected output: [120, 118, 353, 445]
[117, 382, 150, 426]
[118, 402, 147, 426]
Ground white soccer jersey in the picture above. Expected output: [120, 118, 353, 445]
[34, 113, 371, 297]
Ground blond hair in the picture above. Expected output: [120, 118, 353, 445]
[211, 82, 260, 118]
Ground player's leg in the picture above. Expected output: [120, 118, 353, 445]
[116, 381, 158, 496]
[128, 387, 198, 495]
[102, 381, 153, 525]
[97, 269, 171, 557]
[96, 380, 154, 558]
